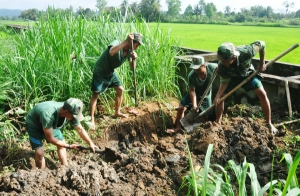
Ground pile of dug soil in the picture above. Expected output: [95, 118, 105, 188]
[0, 100, 297, 195]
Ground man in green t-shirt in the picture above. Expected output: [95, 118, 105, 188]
[166, 57, 218, 133]
[26, 98, 98, 169]
[90, 32, 144, 130]
[214, 41, 278, 135]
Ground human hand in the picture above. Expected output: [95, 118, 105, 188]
[67, 143, 80, 150]
[89, 143, 99, 153]
[126, 33, 134, 43]
[213, 97, 220, 106]
[131, 51, 138, 59]
[257, 62, 266, 72]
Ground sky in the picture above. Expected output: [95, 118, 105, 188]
[1, 0, 298, 13]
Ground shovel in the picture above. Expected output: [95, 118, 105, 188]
[78, 145, 105, 154]
[180, 67, 218, 132]
[131, 40, 138, 107]
[198, 43, 299, 118]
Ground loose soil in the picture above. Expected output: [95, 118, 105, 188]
[0, 98, 299, 195]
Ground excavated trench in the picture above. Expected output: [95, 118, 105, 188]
[0, 101, 299, 195]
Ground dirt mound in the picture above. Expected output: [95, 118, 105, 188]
[0, 100, 296, 195]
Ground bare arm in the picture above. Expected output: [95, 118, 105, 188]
[213, 82, 229, 105]
[189, 87, 197, 110]
[109, 33, 134, 56]
[258, 47, 266, 72]
[75, 124, 98, 152]
[44, 127, 68, 148]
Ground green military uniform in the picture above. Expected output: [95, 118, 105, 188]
[181, 63, 218, 112]
[26, 101, 79, 149]
[93, 40, 130, 78]
[91, 40, 130, 93]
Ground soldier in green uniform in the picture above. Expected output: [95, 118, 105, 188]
[166, 57, 218, 133]
[90, 32, 144, 130]
[26, 98, 98, 169]
[214, 41, 278, 135]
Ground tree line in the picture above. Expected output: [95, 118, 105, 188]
[2, 0, 300, 25]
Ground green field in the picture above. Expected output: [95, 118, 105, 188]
[150, 23, 300, 64]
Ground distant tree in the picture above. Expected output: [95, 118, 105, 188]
[235, 13, 246, 22]
[184, 4, 193, 16]
[265, 6, 274, 19]
[166, 0, 181, 18]
[198, 0, 206, 16]
[19, 9, 39, 21]
[224, 5, 231, 15]
[130, 1, 139, 15]
[205, 2, 217, 18]
[96, 0, 107, 14]
[282, 1, 294, 14]
[296, 9, 300, 18]
[139, 0, 161, 22]
[250, 5, 267, 18]
[193, 4, 200, 19]
[120, 0, 129, 16]
[82, 8, 95, 18]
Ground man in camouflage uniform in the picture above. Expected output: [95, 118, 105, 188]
[167, 57, 218, 133]
[213, 41, 278, 135]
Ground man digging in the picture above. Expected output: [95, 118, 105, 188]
[214, 41, 278, 135]
[90, 32, 144, 130]
[26, 98, 98, 169]
[167, 57, 217, 133]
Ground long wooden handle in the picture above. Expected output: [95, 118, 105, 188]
[132, 40, 138, 107]
[196, 67, 218, 108]
[78, 145, 105, 154]
[199, 43, 299, 117]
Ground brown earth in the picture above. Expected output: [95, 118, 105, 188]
[0, 98, 299, 195]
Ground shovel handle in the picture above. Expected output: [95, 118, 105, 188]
[199, 43, 299, 117]
[78, 145, 104, 154]
[197, 67, 218, 108]
[131, 40, 138, 107]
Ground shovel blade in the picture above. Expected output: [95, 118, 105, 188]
[180, 110, 202, 132]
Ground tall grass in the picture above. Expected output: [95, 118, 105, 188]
[0, 9, 182, 115]
[180, 143, 300, 196]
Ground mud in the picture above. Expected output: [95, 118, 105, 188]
[0, 100, 299, 195]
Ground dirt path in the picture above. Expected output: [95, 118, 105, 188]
[0, 100, 298, 195]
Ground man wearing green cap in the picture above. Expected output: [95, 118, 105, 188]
[26, 98, 98, 169]
[214, 41, 278, 135]
[166, 57, 218, 133]
[90, 32, 144, 130]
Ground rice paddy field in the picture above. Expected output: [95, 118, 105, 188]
[149, 23, 300, 64]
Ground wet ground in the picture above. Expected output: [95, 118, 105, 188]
[0, 99, 299, 195]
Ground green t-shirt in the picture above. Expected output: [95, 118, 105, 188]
[218, 40, 266, 83]
[93, 40, 130, 77]
[26, 101, 79, 139]
[188, 63, 218, 98]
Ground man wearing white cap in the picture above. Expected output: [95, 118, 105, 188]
[166, 57, 217, 133]
[214, 41, 278, 135]
[26, 98, 98, 169]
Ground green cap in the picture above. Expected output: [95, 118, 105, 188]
[217, 42, 240, 58]
[63, 98, 84, 121]
[133, 32, 144, 46]
[189, 57, 205, 69]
